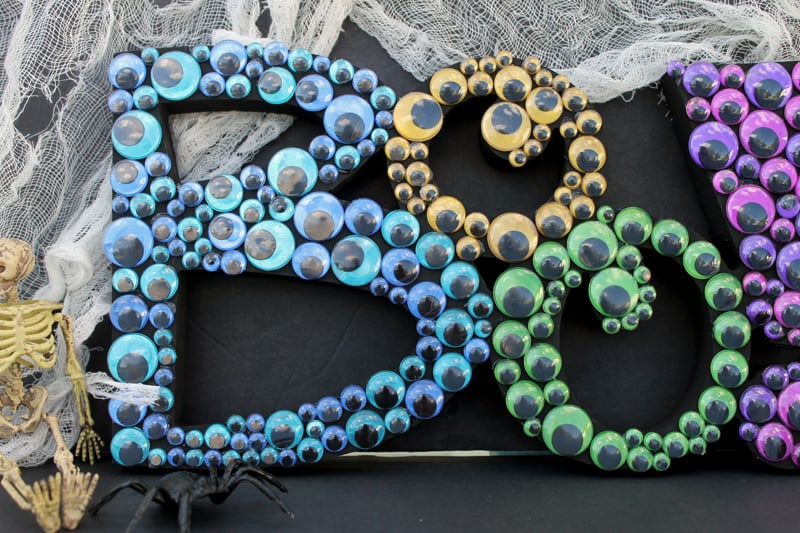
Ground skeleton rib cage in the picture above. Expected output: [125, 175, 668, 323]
[0, 301, 63, 374]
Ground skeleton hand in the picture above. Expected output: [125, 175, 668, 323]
[60, 467, 99, 530]
[31, 473, 62, 533]
[75, 426, 103, 465]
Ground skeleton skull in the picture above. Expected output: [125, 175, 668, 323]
[0, 239, 35, 304]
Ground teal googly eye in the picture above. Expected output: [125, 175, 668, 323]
[267, 147, 318, 198]
[542, 405, 594, 456]
[494, 359, 521, 385]
[151, 51, 201, 101]
[111, 428, 149, 466]
[130, 193, 156, 219]
[416, 232, 455, 269]
[567, 221, 618, 271]
[679, 411, 705, 438]
[590, 431, 628, 471]
[683, 241, 722, 279]
[112, 110, 162, 161]
[107, 333, 158, 383]
[382, 210, 421, 248]
[204, 174, 243, 213]
[698, 386, 737, 425]
[613, 206, 653, 245]
[330, 235, 381, 286]
[329, 58, 355, 84]
[493, 267, 545, 318]
[225, 74, 251, 99]
[467, 293, 493, 319]
[704, 273, 743, 311]
[533, 241, 571, 280]
[150, 177, 176, 203]
[588, 267, 639, 318]
[651, 219, 689, 257]
[528, 313, 555, 339]
[346, 410, 385, 450]
[713, 311, 751, 349]
[505, 381, 544, 419]
[140, 264, 178, 302]
[112, 268, 139, 293]
[492, 321, 531, 359]
[258, 67, 296, 104]
[440, 261, 480, 300]
[399, 355, 426, 381]
[269, 196, 295, 222]
[616, 245, 642, 270]
[366, 371, 406, 410]
[644, 432, 663, 452]
[523, 418, 543, 438]
[133, 85, 158, 110]
[710, 349, 749, 387]
[523, 342, 562, 382]
[239, 199, 265, 224]
[626, 446, 653, 472]
[433, 353, 472, 392]
[435, 309, 474, 348]
[663, 431, 689, 458]
[288, 48, 313, 73]
[544, 380, 570, 405]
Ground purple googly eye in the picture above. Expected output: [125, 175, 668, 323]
[739, 235, 776, 270]
[789, 362, 800, 380]
[765, 320, 785, 341]
[793, 62, 800, 91]
[789, 329, 800, 347]
[720, 64, 745, 89]
[743, 271, 768, 295]
[712, 170, 738, 194]
[666, 60, 685, 78]
[756, 422, 793, 462]
[778, 381, 800, 430]
[794, 445, 800, 467]
[771, 218, 796, 243]
[764, 364, 791, 390]
[689, 121, 739, 169]
[760, 157, 798, 194]
[740, 422, 759, 442]
[686, 96, 711, 122]
[776, 242, 800, 291]
[746, 298, 773, 324]
[767, 278, 786, 298]
[740, 385, 778, 423]
[735, 154, 760, 180]
[777, 194, 800, 218]
[726, 185, 775, 234]
[711, 88, 749, 125]
[683, 61, 721, 97]
[784, 96, 800, 129]
[744, 62, 792, 110]
[739, 110, 788, 158]
[786, 133, 800, 167]
[775, 291, 800, 328]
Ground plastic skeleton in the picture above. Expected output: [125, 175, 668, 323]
[0, 238, 102, 532]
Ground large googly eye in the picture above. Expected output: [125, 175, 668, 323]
[258, 67, 296, 104]
[567, 135, 606, 173]
[109, 295, 148, 333]
[267, 147, 318, 197]
[744, 62, 792, 110]
[151, 51, 201, 101]
[204, 174, 243, 212]
[110, 429, 149, 467]
[739, 385, 777, 424]
[486, 213, 538, 263]
[365, 371, 406, 410]
[381, 210, 420, 248]
[429, 68, 467, 105]
[777, 382, 800, 430]
[774, 291, 800, 329]
[440, 261, 479, 300]
[525, 87, 563, 124]
[704, 273, 743, 312]
[589, 431, 627, 471]
[265, 410, 303, 450]
[505, 381, 544, 419]
[481, 102, 531, 152]
[493, 267, 544, 318]
[112, 111, 162, 160]
[711, 88, 749, 125]
[495, 65, 532, 102]
[739, 110, 788, 158]
[776, 242, 800, 291]
[541, 405, 593, 457]
[712, 311, 751, 350]
[344, 198, 383, 236]
[756, 422, 793, 462]
[323, 95, 375, 144]
[588, 267, 639, 318]
[435, 309, 474, 348]
[739, 235, 776, 270]
[651, 220, 689, 257]
[393, 92, 443, 142]
[709, 349, 748, 388]
[682, 61, 720, 98]
[612, 207, 652, 245]
[697, 386, 737, 425]
[243, 221, 294, 271]
[405, 380, 444, 419]
[331, 235, 381, 286]
[295, 74, 334, 112]
[415, 232, 455, 270]
[467, 71, 493, 96]
[293, 192, 344, 241]
[567, 221, 617, 271]
[687, 121, 738, 170]
[108, 53, 146, 90]
[210, 40, 246, 75]
[104, 218, 154, 268]
[107, 333, 158, 384]
[406, 281, 447, 320]
[535, 202, 573, 239]
[532, 241, 570, 280]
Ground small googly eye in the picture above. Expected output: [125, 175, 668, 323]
[295, 74, 334, 112]
[108, 53, 147, 90]
[486, 213, 538, 262]
[435, 309, 474, 348]
[567, 221, 618, 271]
[525, 87, 563, 124]
[562, 87, 588, 112]
[523, 342, 561, 382]
[568, 135, 606, 172]
[532, 241, 570, 280]
[616, 245, 642, 270]
[712, 169, 738, 194]
[764, 365, 790, 390]
[150, 216, 177, 243]
[406, 281, 446, 320]
[542, 405, 593, 457]
[108, 89, 133, 114]
[257, 67, 296, 104]
[588, 267, 639, 318]
[330, 235, 381, 286]
[493, 267, 544, 318]
[440, 261, 479, 300]
[776, 242, 800, 291]
[704, 273, 743, 312]
[774, 291, 800, 328]
[433, 353, 472, 392]
[710, 88, 749, 125]
[755, 422, 793, 462]
[590, 431, 627, 471]
[739, 235, 776, 271]
[581, 172, 607, 198]
[740, 384, 777, 424]
[263, 42, 289, 66]
[151, 51, 201, 101]
[404, 161, 431, 187]
[242, 221, 294, 272]
[382, 210, 421, 247]
[365, 371, 406, 410]
[720, 64, 744, 88]
[495, 65, 532, 102]
[777, 381, 800, 430]
[429, 67, 468, 105]
[544, 380, 569, 405]
[415, 232, 455, 270]
[569, 196, 595, 221]
[679, 411, 705, 438]
[746, 298, 773, 325]
[522, 56, 541, 75]
[576, 109, 603, 134]
[685, 96, 711, 122]
[210, 40, 246, 75]
[494, 360, 521, 385]
[651, 220, 689, 257]
[459, 57, 478, 75]
[535, 202, 573, 239]
[492, 320, 531, 359]
[785, 98, 800, 129]
[735, 154, 760, 179]
[662, 431, 689, 458]
[381, 248, 420, 287]
[329, 59, 355, 84]
[344, 198, 383, 236]
[467, 71, 493, 96]
[205, 174, 243, 212]
[698, 386, 737, 425]
[370, 86, 397, 110]
[682, 61, 720, 98]
[712, 311, 751, 349]
[393, 92, 444, 142]
[110, 159, 148, 196]
[482, 102, 532, 152]
[199, 72, 225, 97]
[505, 381, 544, 420]
[287, 48, 313, 73]
[770, 218, 795, 243]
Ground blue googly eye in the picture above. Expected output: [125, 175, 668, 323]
[166, 200, 184, 218]
[149, 302, 175, 328]
[341, 385, 368, 412]
[268, 196, 295, 222]
[385, 408, 412, 434]
[358, 139, 376, 158]
[110, 160, 147, 196]
[112, 268, 139, 293]
[370, 277, 390, 296]
[245, 59, 263, 79]
[108, 53, 146, 90]
[329, 59, 355, 84]
[150, 216, 177, 243]
[335, 145, 361, 170]
[288, 48, 313, 73]
[112, 196, 129, 214]
[221, 250, 247, 275]
[244, 220, 295, 271]
[167, 448, 185, 467]
[200, 72, 226, 97]
[406, 281, 447, 320]
[240, 199, 265, 223]
[315, 396, 343, 423]
[263, 42, 289, 66]
[149, 177, 176, 202]
[107, 333, 158, 383]
[382, 210, 421, 247]
[205, 174, 244, 212]
[104, 218, 154, 268]
[370, 86, 397, 110]
[192, 45, 210, 62]
[110, 294, 148, 333]
[133, 85, 158, 110]
[389, 287, 408, 305]
[168, 239, 186, 257]
[295, 74, 333, 112]
[226, 74, 251, 99]
[381, 248, 420, 286]
[416, 318, 435, 336]
[321, 426, 347, 452]
[405, 380, 444, 419]
[375, 110, 394, 129]
[108, 399, 147, 427]
[331, 235, 382, 286]
[145, 152, 171, 177]
[154, 367, 174, 386]
[177, 217, 203, 242]
[140, 264, 179, 302]
[239, 165, 266, 190]
[112, 110, 162, 160]
[108, 89, 134, 114]
[309, 135, 336, 160]
[366, 371, 406, 409]
[345, 198, 383, 236]
[143, 413, 170, 440]
[129, 193, 156, 219]
[415, 232, 455, 269]
[194, 238, 212, 255]
[319, 164, 339, 184]
[210, 40, 247, 75]
[178, 182, 204, 206]
[257, 185, 276, 205]
[293, 192, 344, 241]
[313, 55, 331, 74]
[433, 353, 472, 392]
[151, 51, 201, 101]
[267, 147, 318, 197]
[292, 242, 331, 280]
[416, 336, 443, 361]
[352, 68, 378, 93]
[207, 213, 246, 250]
[435, 309, 474, 348]
[464, 338, 490, 363]
[440, 261, 480, 300]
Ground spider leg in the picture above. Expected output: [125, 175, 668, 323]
[177, 493, 192, 533]
[88, 481, 151, 515]
[124, 487, 160, 533]
[226, 473, 293, 518]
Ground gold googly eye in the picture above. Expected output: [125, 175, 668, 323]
[407, 197, 426, 215]
[387, 162, 406, 182]
[581, 172, 607, 197]
[562, 87, 588, 112]
[394, 183, 413, 202]
[420, 183, 439, 202]
[523, 139, 543, 158]
[508, 149, 527, 167]
[487, 212, 538, 263]
[427, 195, 466, 233]
[481, 102, 532, 151]
[430, 68, 468, 105]
[468, 71, 494, 96]
[569, 195, 595, 220]
[479, 56, 497, 74]
[464, 212, 490, 238]
[406, 161, 432, 187]
[460, 58, 479, 76]
[534, 69, 553, 87]
[554, 186, 574, 205]
[409, 142, 429, 160]
[495, 65, 533, 102]
[533, 124, 551, 142]
[456, 236, 483, 261]
[552, 74, 570, 92]
[522, 56, 541, 75]
[525, 87, 563, 125]
[576, 109, 602, 134]
[393, 92, 444, 142]
[568, 135, 607, 172]
[495, 50, 514, 67]
[562, 170, 581, 189]
[559, 119, 578, 139]
[385, 137, 410, 161]
[535, 201, 573, 239]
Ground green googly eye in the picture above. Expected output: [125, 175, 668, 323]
[589, 431, 628, 471]
[653, 452, 671, 472]
[624, 428, 644, 448]
[505, 381, 544, 419]
[712, 311, 751, 349]
[698, 386, 737, 425]
[633, 266, 651, 284]
[527, 313, 555, 339]
[567, 221, 618, 271]
[689, 436, 707, 455]
[492, 320, 531, 359]
[564, 269, 582, 288]
[639, 285, 657, 303]
[546, 280, 567, 299]
[542, 296, 563, 316]
[523, 417, 542, 437]
[493, 359, 521, 385]
[662, 431, 689, 458]
[613, 207, 652, 245]
[588, 267, 639, 318]
[544, 380, 570, 405]
[679, 411, 705, 438]
[682, 241, 721, 279]
[493, 267, 545, 318]
[542, 405, 594, 457]
[643, 432, 663, 452]
[635, 303, 653, 321]
[710, 349, 749, 388]
[703, 424, 721, 443]
[532, 241, 570, 280]
[596, 205, 615, 223]
[621, 312, 640, 331]
[651, 219, 689, 257]
[602, 317, 621, 334]
[704, 273, 743, 312]
[616, 244, 642, 270]
[626, 446, 653, 472]
[523, 343, 562, 382]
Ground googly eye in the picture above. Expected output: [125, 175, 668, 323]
[393, 92, 443, 142]
[719, 64, 744, 88]
[329, 58, 355, 85]
[435, 309, 474, 348]
[338, 198, 383, 237]
[320, 94, 376, 145]
[417, 336, 442, 361]
[494, 360, 521, 385]
[243, 221, 294, 272]
[108, 53, 146, 90]
[150, 51, 201, 101]
[411, 232, 454, 271]
[291, 191, 344, 241]
[363, 371, 406, 410]
[561, 86, 588, 112]
[428, 67, 467, 105]
[566, 221, 617, 271]
[764, 365, 790, 390]
[133, 85, 158, 110]
[112, 111, 162, 160]
[378, 248, 419, 287]
[567, 135, 606, 173]
[210, 40, 246, 75]
[127, 193, 155, 219]
[382, 210, 420, 248]
[465, 71, 492, 97]
[685, 96, 710, 122]
[107, 333, 158, 384]
[108, 399, 147, 428]
[710, 88, 749, 125]
[330, 235, 381, 286]
[261, 42, 287, 66]
[505, 381, 544, 419]
[697, 386, 737, 425]
[266, 147, 318, 198]
[108, 89, 133, 114]
[176, 218, 202, 244]
[776, 381, 800, 430]
[294, 73, 334, 112]
[687, 121, 739, 170]
[112, 268, 138, 293]
[739, 110, 789, 158]
[109, 294, 148, 333]
[224, 74, 251, 99]
[291, 242, 330, 280]
[588, 267, 639, 318]
[264, 410, 303, 450]
[149, 216, 176, 244]
[651, 220, 689, 257]
[744, 62, 792, 110]
[541, 405, 593, 457]
[740, 384, 777, 424]
[682, 61, 720, 97]
[440, 261, 479, 300]
[492, 321, 531, 359]
[776, 242, 800, 291]
[678, 411, 705, 439]
[522, 342, 561, 382]
[494, 65, 532, 102]
[433, 353, 472, 392]
[712, 170, 738, 195]
[703, 273, 743, 312]
[785, 98, 800, 131]
[590, 431, 627, 471]
[485, 213, 538, 263]
[739, 235, 776, 271]
[493, 267, 545, 319]
[534, 202, 573, 239]
[104, 218, 154, 268]
[268, 196, 295, 222]
[198, 72, 225, 97]
[404, 281, 446, 320]
[109, 159, 147, 197]
[523, 87, 562, 125]
[759, 157, 797, 195]
[423, 196, 464, 233]
[254, 67, 295, 104]
[746, 298, 773, 324]
[770, 218, 795, 243]
[756, 422, 793, 462]
[774, 291, 800, 329]
[110, 428, 149, 466]
[713, 311, 751, 349]
[405, 380, 444, 420]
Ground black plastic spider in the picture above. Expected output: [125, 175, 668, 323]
[89, 460, 293, 532]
